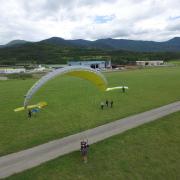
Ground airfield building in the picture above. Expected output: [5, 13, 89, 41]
[136, 60, 164, 66]
[68, 60, 111, 69]
[0, 68, 26, 74]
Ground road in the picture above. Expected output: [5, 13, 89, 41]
[1, 101, 180, 178]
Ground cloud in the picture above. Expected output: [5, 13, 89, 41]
[0, 0, 180, 44]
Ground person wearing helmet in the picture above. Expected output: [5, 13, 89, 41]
[80, 140, 89, 163]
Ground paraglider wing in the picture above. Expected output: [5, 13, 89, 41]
[14, 101, 47, 112]
[106, 86, 129, 91]
[24, 66, 107, 108]
[66, 70, 107, 91]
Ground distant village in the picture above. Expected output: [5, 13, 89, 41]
[0, 59, 166, 75]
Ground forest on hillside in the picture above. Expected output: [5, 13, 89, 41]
[0, 42, 180, 65]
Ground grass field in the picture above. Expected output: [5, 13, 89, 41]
[167, 60, 180, 66]
[7, 111, 180, 180]
[0, 66, 180, 156]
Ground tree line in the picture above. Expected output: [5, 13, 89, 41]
[0, 42, 180, 65]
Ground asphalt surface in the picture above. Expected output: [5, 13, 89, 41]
[1, 101, 180, 179]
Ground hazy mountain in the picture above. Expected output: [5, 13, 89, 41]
[40, 37, 180, 52]
[1, 38, 180, 65]
[40, 37, 71, 47]
[5, 40, 30, 47]
[166, 37, 180, 44]
[40, 37, 109, 48]
[1, 37, 180, 52]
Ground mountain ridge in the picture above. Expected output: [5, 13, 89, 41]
[1, 37, 180, 52]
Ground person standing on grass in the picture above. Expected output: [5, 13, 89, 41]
[122, 86, 125, 93]
[105, 100, 109, 107]
[110, 100, 113, 108]
[100, 101, 105, 110]
[28, 109, 32, 118]
[80, 140, 89, 163]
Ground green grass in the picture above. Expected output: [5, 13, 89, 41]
[0, 67, 180, 155]
[168, 60, 180, 66]
[7, 111, 180, 180]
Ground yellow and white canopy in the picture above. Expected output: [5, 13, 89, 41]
[24, 66, 108, 108]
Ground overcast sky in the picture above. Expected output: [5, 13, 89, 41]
[0, 0, 180, 44]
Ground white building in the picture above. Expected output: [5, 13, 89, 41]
[136, 60, 164, 66]
[0, 68, 26, 74]
[68, 60, 111, 69]
[31, 65, 46, 72]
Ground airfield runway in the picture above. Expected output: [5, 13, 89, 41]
[1, 101, 180, 178]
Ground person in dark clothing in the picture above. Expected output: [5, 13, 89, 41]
[122, 86, 125, 93]
[105, 100, 109, 107]
[110, 100, 113, 108]
[100, 101, 104, 110]
[28, 109, 32, 118]
[80, 140, 89, 163]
